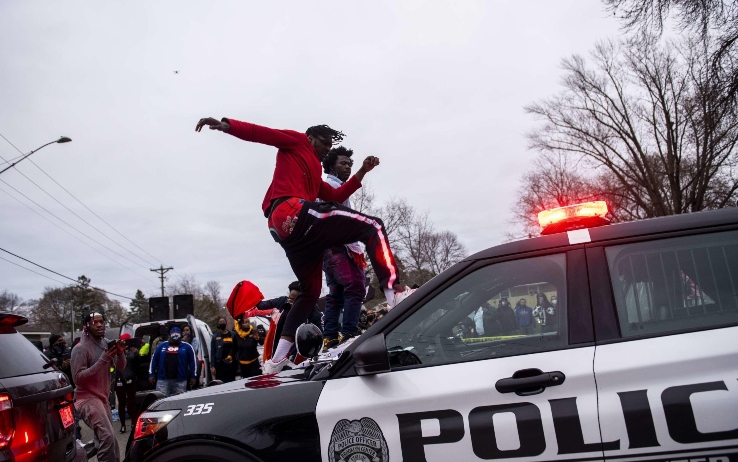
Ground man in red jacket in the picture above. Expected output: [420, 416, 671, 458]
[196, 117, 403, 373]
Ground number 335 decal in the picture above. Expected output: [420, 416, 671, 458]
[184, 403, 214, 416]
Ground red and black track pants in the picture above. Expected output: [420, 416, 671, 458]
[269, 198, 399, 337]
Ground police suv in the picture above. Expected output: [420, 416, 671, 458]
[127, 203, 738, 462]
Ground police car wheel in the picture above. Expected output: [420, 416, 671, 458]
[143, 440, 262, 462]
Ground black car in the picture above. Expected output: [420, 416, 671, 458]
[0, 313, 77, 462]
[127, 204, 738, 462]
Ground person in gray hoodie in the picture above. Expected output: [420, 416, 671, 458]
[71, 312, 126, 462]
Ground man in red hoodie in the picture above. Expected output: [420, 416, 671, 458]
[196, 117, 403, 373]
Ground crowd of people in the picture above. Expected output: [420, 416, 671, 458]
[452, 294, 559, 339]
[29, 116, 416, 461]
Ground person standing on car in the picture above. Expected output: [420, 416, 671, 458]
[320, 147, 367, 351]
[71, 312, 126, 462]
[148, 326, 196, 397]
[196, 116, 404, 375]
[234, 316, 262, 378]
[115, 333, 139, 434]
[210, 317, 236, 383]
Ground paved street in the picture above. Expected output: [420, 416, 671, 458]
[79, 416, 131, 461]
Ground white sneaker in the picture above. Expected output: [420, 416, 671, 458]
[263, 357, 293, 374]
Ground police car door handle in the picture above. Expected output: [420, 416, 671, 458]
[495, 370, 566, 396]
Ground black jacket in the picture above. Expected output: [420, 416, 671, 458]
[115, 350, 139, 383]
[47, 344, 74, 387]
[210, 330, 236, 364]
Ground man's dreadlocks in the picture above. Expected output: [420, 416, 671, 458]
[306, 125, 345, 144]
[322, 146, 354, 174]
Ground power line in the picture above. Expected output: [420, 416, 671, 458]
[0, 132, 163, 268]
[0, 150, 154, 269]
[0, 246, 133, 301]
[0, 254, 71, 286]
[0, 183, 153, 284]
[29, 157, 165, 266]
[0, 178, 154, 281]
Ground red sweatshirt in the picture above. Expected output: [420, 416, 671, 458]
[224, 119, 362, 216]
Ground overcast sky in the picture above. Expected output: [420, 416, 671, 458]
[0, 1, 621, 305]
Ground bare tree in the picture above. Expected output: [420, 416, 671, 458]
[604, 0, 737, 104]
[352, 181, 378, 215]
[104, 299, 129, 327]
[424, 230, 467, 276]
[525, 36, 738, 221]
[0, 290, 23, 314]
[508, 152, 636, 237]
[168, 274, 220, 327]
[372, 199, 467, 287]
[204, 281, 223, 309]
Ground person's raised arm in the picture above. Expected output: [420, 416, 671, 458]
[196, 117, 303, 150]
[256, 297, 283, 310]
[318, 156, 380, 204]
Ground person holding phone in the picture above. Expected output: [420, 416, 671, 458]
[71, 312, 126, 462]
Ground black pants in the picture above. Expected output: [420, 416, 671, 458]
[239, 361, 261, 378]
[279, 201, 400, 337]
[214, 362, 236, 383]
[115, 381, 138, 424]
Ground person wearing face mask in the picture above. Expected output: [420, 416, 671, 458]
[210, 318, 236, 383]
[148, 326, 196, 397]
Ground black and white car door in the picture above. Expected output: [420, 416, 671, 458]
[590, 230, 738, 461]
[316, 250, 606, 462]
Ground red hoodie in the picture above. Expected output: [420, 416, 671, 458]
[224, 119, 362, 216]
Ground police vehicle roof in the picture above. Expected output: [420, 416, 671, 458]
[465, 207, 738, 263]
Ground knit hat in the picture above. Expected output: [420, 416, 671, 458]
[48, 334, 62, 348]
[170, 326, 182, 335]
[120, 333, 131, 340]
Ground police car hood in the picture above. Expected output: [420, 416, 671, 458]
[144, 369, 324, 461]
[152, 368, 312, 405]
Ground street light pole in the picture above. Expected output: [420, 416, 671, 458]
[0, 136, 72, 176]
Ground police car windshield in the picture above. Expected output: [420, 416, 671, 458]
[386, 254, 568, 368]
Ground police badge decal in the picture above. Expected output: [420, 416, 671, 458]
[328, 417, 389, 462]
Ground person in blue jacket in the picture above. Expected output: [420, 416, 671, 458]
[148, 326, 196, 397]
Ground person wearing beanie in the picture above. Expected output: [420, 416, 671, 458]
[148, 326, 196, 397]
[114, 333, 140, 433]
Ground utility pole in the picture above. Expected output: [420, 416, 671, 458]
[150, 265, 174, 297]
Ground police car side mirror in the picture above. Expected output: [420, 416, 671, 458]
[353, 333, 390, 376]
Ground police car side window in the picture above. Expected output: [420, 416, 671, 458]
[606, 230, 738, 338]
[385, 254, 568, 369]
